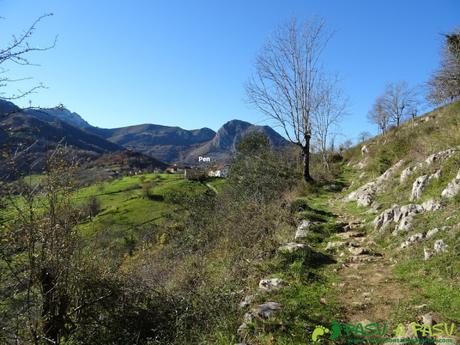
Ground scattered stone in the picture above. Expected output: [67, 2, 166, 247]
[420, 312, 434, 327]
[348, 247, 370, 256]
[295, 220, 313, 240]
[347, 255, 380, 263]
[326, 241, 346, 251]
[237, 322, 249, 338]
[344, 222, 364, 231]
[434, 239, 448, 253]
[441, 169, 460, 198]
[336, 231, 365, 239]
[426, 228, 439, 238]
[253, 302, 282, 320]
[239, 295, 255, 309]
[258, 278, 287, 292]
[400, 233, 424, 249]
[424, 247, 433, 261]
[278, 242, 309, 254]
[414, 304, 428, 310]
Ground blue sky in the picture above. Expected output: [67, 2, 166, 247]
[1, 0, 459, 142]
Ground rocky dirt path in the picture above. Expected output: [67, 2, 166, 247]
[330, 211, 413, 327]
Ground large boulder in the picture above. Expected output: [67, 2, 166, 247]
[441, 169, 460, 198]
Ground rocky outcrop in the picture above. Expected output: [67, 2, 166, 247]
[373, 199, 442, 232]
[400, 164, 422, 183]
[425, 148, 456, 165]
[345, 160, 403, 207]
[441, 169, 460, 198]
[410, 170, 440, 201]
[393, 215, 414, 235]
[400, 147, 458, 184]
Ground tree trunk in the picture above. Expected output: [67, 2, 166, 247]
[301, 138, 313, 183]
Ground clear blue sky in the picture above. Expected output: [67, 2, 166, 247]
[1, 0, 459, 142]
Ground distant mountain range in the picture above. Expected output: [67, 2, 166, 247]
[0, 99, 289, 175]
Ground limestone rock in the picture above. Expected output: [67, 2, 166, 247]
[424, 247, 433, 260]
[295, 220, 313, 240]
[410, 171, 441, 201]
[393, 215, 413, 235]
[410, 175, 430, 201]
[239, 295, 255, 309]
[421, 199, 442, 211]
[361, 145, 369, 155]
[400, 164, 420, 183]
[258, 278, 287, 292]
[278, 242, 309, 254]
[345, 160, 403, 208]
[434, 239, 448, 253]
[253, 301, 282, 320]
[425, 148, 456, 165]
[441, 169, 460, 198]
[336, 231, 365, 239]
[348, 247, 370, 255]
[373, 204, 401, 231]
[326, 241, 346, 251]
[425, 228, 439, 238]
[400, 233, 424, 249]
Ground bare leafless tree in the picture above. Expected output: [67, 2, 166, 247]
[0, 14, 56, 100]
[358, 131, 372, 142]
[311, 79, 347, 170]
[367, 95, 390, 134]
[246, 18, 345, 182]
[381, 81, 419, 127]
[427, 28, 460, 105]
[368, 81, 418, 133]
